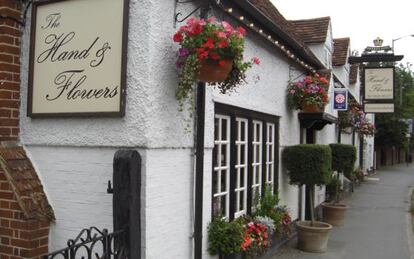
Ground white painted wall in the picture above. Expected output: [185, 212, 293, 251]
[19, 1, 339, 258]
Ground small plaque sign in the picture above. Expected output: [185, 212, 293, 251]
[333, 89, 348, 111]
[364, 103, 394, 113]
[28, 0, 129, 117]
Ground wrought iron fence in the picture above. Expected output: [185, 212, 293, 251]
[43, 226, 129, 259]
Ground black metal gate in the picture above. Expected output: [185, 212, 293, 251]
[43, 150, 141, 259]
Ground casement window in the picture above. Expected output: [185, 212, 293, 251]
[212, 103, 279, 220]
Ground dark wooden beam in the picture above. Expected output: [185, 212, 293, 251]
[348, 54, 404, 64]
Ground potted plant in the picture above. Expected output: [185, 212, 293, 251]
[286, 74, 329, 112]
[322, 144, 357, 226]
[282, 144, 333, 253]
[173, 17, 259, 109]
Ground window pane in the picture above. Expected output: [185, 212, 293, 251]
[222, 119, 228, 141]
[221, 169, 227, 192]
[239, 190, 244, 211]
[215, 118, 220, 140]
[221, 145, 227, 166]
[213, 145, 218, 168]
[241, 121, 246, 141]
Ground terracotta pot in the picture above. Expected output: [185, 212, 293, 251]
[296, 221, 332, 253]
[301, 103, 323, 113]
[197, 59, 233, 83]
[322, 202, 348, 226]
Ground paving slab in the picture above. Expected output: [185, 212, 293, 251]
[267, 164, 414, 259]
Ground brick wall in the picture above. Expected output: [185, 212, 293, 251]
[0, 0, 21, 141]
[0, 169, 50, 259]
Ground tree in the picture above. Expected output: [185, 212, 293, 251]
[375, 63, 414, 149]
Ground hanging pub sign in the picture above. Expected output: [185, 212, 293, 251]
[364, 67, 395, 101]
[364, 103, 394, 113]
[28, 0, 129, 117]
[333, 88, 348, 111]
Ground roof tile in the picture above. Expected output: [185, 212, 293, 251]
[290, 17, 331, 44]
[333, 38, 350, 66]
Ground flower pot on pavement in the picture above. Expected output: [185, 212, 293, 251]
[296, 220, 332, 253]
[322, 202, 348, 226]
[198, 59, 233, 83]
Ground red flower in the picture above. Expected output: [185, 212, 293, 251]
[252, 57, 260, 65]
[210, 53, 220, 60]
[219, 60, 226, 66]
[203, 38, 215, 49]
[217, 41, 229, 48]
[305, 76, 312, 84]
[198, 51, 209, 60]
[320, 77, 329, 85]
[173, 32, 183, 42]
[192, 24, 203, 35]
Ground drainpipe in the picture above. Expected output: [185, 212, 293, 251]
[194, 4, 210, 259]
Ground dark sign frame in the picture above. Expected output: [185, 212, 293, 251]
[27, 0, 129, 117]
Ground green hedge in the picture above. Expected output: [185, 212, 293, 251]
[282, 144, 332, 186]
[329, 143, 357, 176]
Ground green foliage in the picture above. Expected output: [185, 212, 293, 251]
[282, 144, 332, 186]
[326, 176, 341, 202]
[255, 188, 279, 218]
[329, 144, 357, 176]
[207, 217, 244, 256]
[254, 188, 282, 228]
[375, 63, 414, 148]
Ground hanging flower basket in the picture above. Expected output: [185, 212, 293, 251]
[173, 16, 260, 110]
[301, 103, 323, 113]
[198, 59, 233, 83]
[286, 74, 329, 111]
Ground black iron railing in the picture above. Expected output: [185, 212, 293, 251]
[43, 226, 129, 259]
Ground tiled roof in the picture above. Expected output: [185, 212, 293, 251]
[248, 0, 323, 68]
[290, 17, 331, 44]
[333, 38, 350, 66]
[0, 146, 55, 222]
[349, 64, 359, 84]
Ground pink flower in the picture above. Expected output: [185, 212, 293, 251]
[289, 89, 296, 94]
[237, 26, 246, 36]
[221, 21, 234, 33]
[217, 31, 227, 39]
[207, 16, 216, 23]
[252, 57, 260, 65]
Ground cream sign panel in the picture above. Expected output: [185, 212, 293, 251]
[28, 0, 128, 117]
[364, 67, 394, 100]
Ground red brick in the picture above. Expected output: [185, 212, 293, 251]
[0, 72, 13, 81]
[0, 100, 18, 109]
[0, 91, 12, 99]
[0, 191, 13, 199]
[0, 181, 10, 190]
[0, 200, 10, 209]
[0, 53, 13, 62]
[0, 245, 12, 254]
[0, 108, 11, 117]
[10, 220, 26, 230]
[12, 73, 19, 82]
[0, 219, 10, 227]
[0, 44, 19, 55]
[0, 118, 18, 126]
[0, 209, 13, 218]
[0, 63, 19, 73]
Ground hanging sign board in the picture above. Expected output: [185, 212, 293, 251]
[364, 67, 394, 101]
[333, 89, 348, 111]
[28, 0, 129, 117]
[364, 103, 394, 113]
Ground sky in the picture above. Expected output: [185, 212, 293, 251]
[271, 0, 414, 66]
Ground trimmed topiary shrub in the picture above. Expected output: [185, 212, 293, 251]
[282, 144, 332, 224]
[329, 144, 356, 177]
[282, 144, 332, 186]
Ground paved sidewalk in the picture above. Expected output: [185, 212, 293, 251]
[266, 164, 414, 259]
